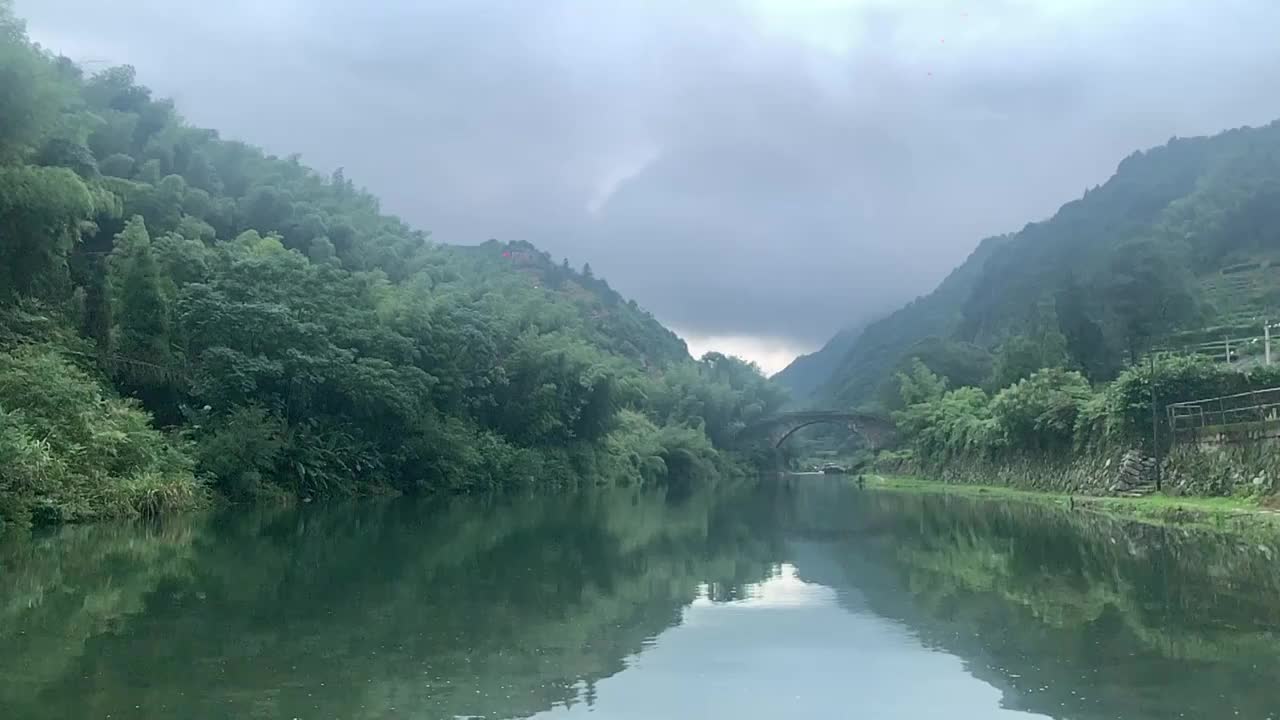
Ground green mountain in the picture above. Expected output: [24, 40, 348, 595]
[787, 120, 1280, 409]
[0, 4, 786, 525]
[771, 322, 863, 403]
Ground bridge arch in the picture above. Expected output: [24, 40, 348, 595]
[735, 411, 897, 450]
[772, 419, 859, 449]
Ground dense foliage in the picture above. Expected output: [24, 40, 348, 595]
[784, 119, 1280, 409]
[892, 353, 1280, 470]
[0, 5, 785, 525]
[0, 346, 200, 523]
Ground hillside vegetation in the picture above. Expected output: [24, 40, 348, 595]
[779, 117, 1280, 498]
[0, 4, 785, 526]
[785, 120, 1280, 411]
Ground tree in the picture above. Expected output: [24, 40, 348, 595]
[0, 2, 63, 159]
[83, 66, 152, 113]
[1101, 240, 1200, 361]
[893, 358, 948, 408]
[109, 216, 171, 381]
[0, 165, 94, 299]
[181, 148, 221, 193]
[81, 255, 112, 354]
[1056, 273, 1117, 380]
[894, 385, 1000, 462]
[991, 319, 1068, 389]
[881, 339, 992, 409]
[993, 336, 1048, 390]
[99, 152, 136, 178]
[238, 185, 294, 233]
[307, 235, 337, 264]
[34, 138, 98, 178]
[990, 368, 1093, 452]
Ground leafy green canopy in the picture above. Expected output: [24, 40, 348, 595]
[0, 346, 199, 524]
[0, 4, 786, 523]
[892, 353, 1280, 469]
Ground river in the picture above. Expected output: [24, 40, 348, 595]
[2, 478, 1279, 719]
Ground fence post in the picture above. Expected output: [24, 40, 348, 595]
[1224, 336, 1232, 364]
[1266, 321, 1272, 366]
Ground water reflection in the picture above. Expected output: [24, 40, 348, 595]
[0, 484, 779, 720]
[780, 482, 1280, 720]
[534, 560, 1048, 720]
[2, 478, 1279, 719]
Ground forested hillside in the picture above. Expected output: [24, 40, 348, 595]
[771, 322, 862, 403]
[0, 4, 785, 526]
[790, 120, 1280, 409]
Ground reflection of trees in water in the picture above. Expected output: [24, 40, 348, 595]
[0, 483, 783, 720]
[14, 480, 1276, 720]
[781, 482, 1280, 720]
[0, 521, 204, 712]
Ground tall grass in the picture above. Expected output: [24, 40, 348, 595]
[0, 346, 205, 526]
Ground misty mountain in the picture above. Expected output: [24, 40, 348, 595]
[770, 323, 863, 404]
[785, 120, 1280, 409]
[776, 233, 1006, 406]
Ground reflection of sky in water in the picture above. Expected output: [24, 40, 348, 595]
[533, 563, 1052, 720]
[691, 564, 833, 610]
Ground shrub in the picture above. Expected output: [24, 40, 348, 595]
[990, 368, 1093, 452]
[0, 346, 202, 525]
[187, 404, 285, 498]
[1105, 355, 1280, 443]
[895, 386, 1002, 463]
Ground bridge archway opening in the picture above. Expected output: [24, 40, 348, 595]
[735, 411, 897, 452]
[772, 420, 864, 449]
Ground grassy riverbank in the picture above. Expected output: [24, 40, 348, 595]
[866, 474, 1280, 534]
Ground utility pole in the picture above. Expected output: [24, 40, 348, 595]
[1149, 353, 1161, 492]
[1266, 320, 1272, 366]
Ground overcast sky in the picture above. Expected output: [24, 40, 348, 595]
[19, 0, 1280, 373]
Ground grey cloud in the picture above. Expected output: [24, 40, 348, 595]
[18, 0, 1280, 353]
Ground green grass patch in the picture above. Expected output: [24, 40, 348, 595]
[866, 474, 1280, 534]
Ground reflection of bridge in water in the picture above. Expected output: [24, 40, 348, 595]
[735, 411, 897, 449]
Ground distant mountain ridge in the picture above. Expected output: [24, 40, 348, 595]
[771, 323, 863, 404]
[781, 120, 1280, 408]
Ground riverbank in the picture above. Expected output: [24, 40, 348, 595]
[866, 474, 1280, 534]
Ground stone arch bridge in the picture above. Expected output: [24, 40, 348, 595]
[735, 411, 897, 450]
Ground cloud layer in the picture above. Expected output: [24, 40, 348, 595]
[20, 0, 1280, 366]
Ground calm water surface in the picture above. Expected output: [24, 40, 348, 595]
[3, 479, 1279, 719]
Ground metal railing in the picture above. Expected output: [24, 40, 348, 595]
[1155, 320, 1280, 367]
[1167, 386, 1280, 435]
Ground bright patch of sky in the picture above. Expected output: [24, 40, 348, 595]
[690, 564, 834, 610]
[677, 329, 811, 376]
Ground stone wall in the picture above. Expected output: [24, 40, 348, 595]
[875, 451, 1124, 495]
[1186, 422, 1280, 450]
[876, 445, 1280, 499]
[1164, 442, 1280, 496]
